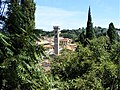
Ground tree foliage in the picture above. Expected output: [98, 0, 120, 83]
[51, 36, 119, 89]
[78, 31, 85, 45]
[0, 0, 45, 89]
[86, 7, 95, 40]
[107, 22, 117, 43]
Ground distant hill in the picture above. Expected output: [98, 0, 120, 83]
[35, 27, 120, 41]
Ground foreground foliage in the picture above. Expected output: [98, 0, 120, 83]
[0, 0, 45, 89]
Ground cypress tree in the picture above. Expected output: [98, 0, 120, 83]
[86, 6, 95, 40]
[107, 22, 116, 43]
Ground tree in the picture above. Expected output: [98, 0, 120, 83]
[107, 22, 116, 43]
[0, 0, 45, 89]
[51, 36, 118, 89]
[78, 31, 85, 45]
[86, 6, 95, 40]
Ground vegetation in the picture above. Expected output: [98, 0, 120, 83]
[86, 6, 95, 40]
[78, 31, 85, 45]
[0, 0, 45, 89]
[35, 27, 109, 41]
[50, 36, 119, 89]
[107, 22, 117, 43]
[0, 0, 119, 90]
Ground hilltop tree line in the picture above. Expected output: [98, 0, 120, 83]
[35, 26, 119, 42]
[0, 0, 120, 90]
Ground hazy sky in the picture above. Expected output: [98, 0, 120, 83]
[35, 0, 119, 31]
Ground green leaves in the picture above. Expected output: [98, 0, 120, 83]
[0, 0, 47, 89]
[86, 7, 95, 40]
[51, 36, 118, 89]
[107, 22, 117, 43]
[0, 33, 11, 46]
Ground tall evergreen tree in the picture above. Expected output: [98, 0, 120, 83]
[107, 22, 116, 43]
[86, 6, 95, 40]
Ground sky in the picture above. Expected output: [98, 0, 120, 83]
[34, 0, 119, 31]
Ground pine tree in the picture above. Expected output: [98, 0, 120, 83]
[86, 6, 95, 40]
[107, 22, 116, 43]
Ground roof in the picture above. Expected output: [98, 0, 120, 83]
[59, 38, 72, 42]
[44, 45, 53, 48]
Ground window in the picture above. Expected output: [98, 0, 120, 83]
[55, 31, 57, 34]
[55, 35, 57, 38]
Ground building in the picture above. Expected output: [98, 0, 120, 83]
[36, 26, 77, 55]
[116, 30, 120, 36]
[59, 37, 72, 46]
[53, 26, 60, 55]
